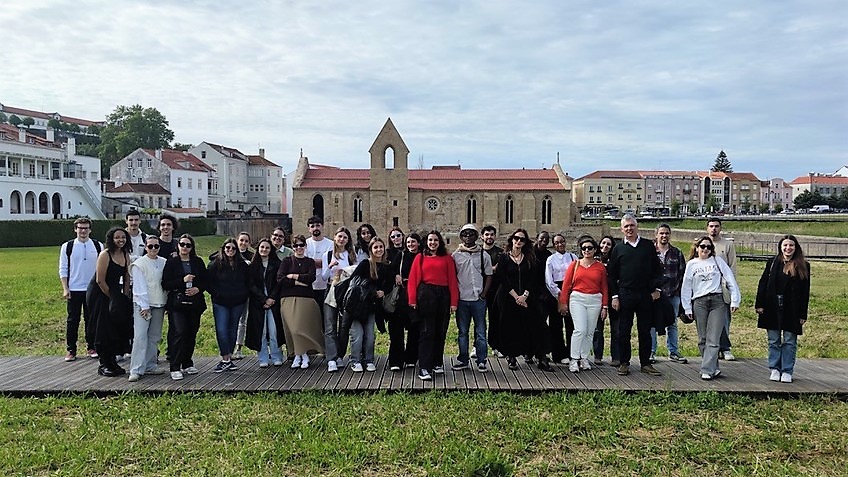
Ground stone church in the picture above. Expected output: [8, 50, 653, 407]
[290, 119, 583, 241]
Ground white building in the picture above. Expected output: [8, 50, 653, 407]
[109, 148, 212, 211]
[0, 124, 104, 220]
[0, 103, 104, 135]
[247, 149, 283, 213]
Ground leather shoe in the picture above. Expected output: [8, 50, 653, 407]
[98, 366, 121, 377]
[537, 359, 555, 372]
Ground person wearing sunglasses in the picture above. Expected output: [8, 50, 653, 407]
[207, 238, 251, 373]
[544, 233, 578, 365]
[128, 236, 168, 382]
[680, 236, 740, 380]
[276, 235, 324, 370]
[162, 234, 208, 381]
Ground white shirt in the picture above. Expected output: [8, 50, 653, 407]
[127, 230, 146, 261]
[131, 255, 168, 309]
[680, 256, 741, 314]
[59, 238, 99, 291]
[322, 250, 357, 282]
[545, 251, 578, 297]
[306, 236, 334, 290]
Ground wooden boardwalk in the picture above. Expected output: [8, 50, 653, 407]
[1, 355, 845, 396]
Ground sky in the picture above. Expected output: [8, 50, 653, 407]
[1, 1, 846, 181]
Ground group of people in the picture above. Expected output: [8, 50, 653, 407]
[59, 212, 810, 384]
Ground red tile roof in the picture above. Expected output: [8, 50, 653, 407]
[142, 149, 213, 173]
[107, 182, 171, 194]
[789, 175, 848, 185]
[576, 170, 645, 180]
[726, 172, 761, 181]
[0, 123, 57, 147]
[0, 104, 103, 127]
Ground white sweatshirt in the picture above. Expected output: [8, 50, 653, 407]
[680, 256, 741, 314]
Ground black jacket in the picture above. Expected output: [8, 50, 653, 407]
[206, 258, 250, 306]
[245, 255, 284, 351]
[162, 255, 208, 313]
[755, 257, 810, 335]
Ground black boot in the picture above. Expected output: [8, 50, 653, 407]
[507, 356, 519, 370]
[537, 357, 555, 372]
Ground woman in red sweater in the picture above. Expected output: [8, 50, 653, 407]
[559, 236, 609, 373]
[408, 230, 458, 381]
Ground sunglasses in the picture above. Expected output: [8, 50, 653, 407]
[293, 243, 306, 248]
[224, 245, 236, 250]
[513, 236, 527, 242]
[390, 234, 403, 239]
[581, 245, 595, 251]
[178, 242, 193, 248]
[698, 244, 713, 250]
[146, 244, 160, 250]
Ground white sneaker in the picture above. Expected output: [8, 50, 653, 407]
[170, 371, 184, 381]
[723, 350, 736, 361]
[300, 354, 310, 369]
[780, 373, 793, 383]
[182, 366, 198, 375]
[470, 346, 477, 359]
[701, 373, 712, 380]
[569, 361, 580, 373]
[291, 355, 302, 369]
[327, 360, 338, 372]
[580, 358, 592, 370]
[770, 369, 781, 381]
[351, 362, 363, 373]
[558, 358, 570, 365]
[366, 363, 377, 372]
[128, 373, 140, 382]
[259, 362, 269, 368]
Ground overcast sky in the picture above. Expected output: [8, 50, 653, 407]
[2, 1, 846, 181]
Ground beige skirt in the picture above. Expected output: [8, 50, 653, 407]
[279, 296, 324, 355]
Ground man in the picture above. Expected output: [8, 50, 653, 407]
[707, 218, 738, 361]
[481, 225, 503, 357]
[451, 224, 493, 372]
[125, 209, 147, 261]
[527, 230, 552, 364]
[544, 233, 577, 364]
[271, 226, 293, 260]
[58, 217, 101, 361]
[650, 223, 687, 364]
[156, 214, 179, 259]
[608, 214, 664, 376]
[305, 216, 334, 314]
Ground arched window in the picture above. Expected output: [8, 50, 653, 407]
[312, 194, 325, 220]
[353, 195, 363, 223]
[10, 191, 21, 214]
[384, 146, 395, 170]
[541, 195, 552, 225]
[504, 195, 514, 224]
[52, 193, 61, 217]
[38, 192, 49, 214]
[25, 191, 36, 214]
[466, 195, 477, 224]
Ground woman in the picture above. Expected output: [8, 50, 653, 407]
[343, 237, 392, 372]
[321, 226, 357, 372]
[681, 236, 740, 380]
[407, 231, 459, 380]
[755, 235, 810, 384]
[207, 238, 250, 373]
[162, 234, 208, 381]
[496, 228, 554, 372]
[276, 234, 324, 369]
[559, 236, 608, 373]
[128, 235, 168, 382]
[87, 227, 132, 377]
[593, 235, 618, 366]
[387, 233, 421, 371]
[232, 231, 255, 360]
[354, 223, 377, 263]
[246, 238, 285, 368]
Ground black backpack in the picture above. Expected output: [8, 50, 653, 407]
[65, 239, 102, 275]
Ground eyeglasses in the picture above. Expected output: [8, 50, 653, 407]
[293, 243, 306, 248]
[178, 242, 193, 248]
[76, 226, 90, 230]
[698, 244, 713, 250]
[390, 234, 403, 239]
[146, 244, 160, 250]
[553, 241, 566, 245]
[581, 245, 595, 251]
[308, 224, 322, 228]
[513, 236, 527, 242]
[271, 234, 285, 239]
[224, 245, 236, 251]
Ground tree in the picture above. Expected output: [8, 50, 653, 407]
[705, 194, 721, 213]
[97, 104, 174, 178]
[0, 112, 7, 123]
[47, 118, 61, 130]
[172, 142, 193, 151]
[86, 124, 100, 136]
[21, 117, 34, 128]
[8, 114, 22, 127]
[711, 150, 733, 172]
[670, 199, 681, 216]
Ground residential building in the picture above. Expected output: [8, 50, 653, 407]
[761, 178, 794, 211]
[102, 181, 171, 218]
[789, 174, 848, 200]
[572, 170, 645, 215]
[642, 171, 701, 215]
[190, 142, 248, 213]
[247, 149, 283, 213]
[725, 172, 762, 213]
[0, 102, 104, 134]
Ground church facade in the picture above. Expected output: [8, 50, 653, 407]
[290, 119, 580, 240]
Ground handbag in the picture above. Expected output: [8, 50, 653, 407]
[382, 284, 401, 313]
[678, 301, 694, 324]
[714, 257, 732, 305]
[168, 290, 194, 310]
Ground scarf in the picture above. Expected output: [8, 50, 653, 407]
[455, 243, 482, 253]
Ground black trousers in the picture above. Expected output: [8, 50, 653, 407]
[169, 309, 202, 372]
[388, 304, 419, 368]
[416, 283, 450, 372]
[66, 290, 94, 353]
[544, 293, 573, 361]
[615, 291, 654, 367]
[485, 286, 501, 352]
[593, 308, 620, 361]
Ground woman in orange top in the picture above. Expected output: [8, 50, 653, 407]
[559, 236, 608, 373]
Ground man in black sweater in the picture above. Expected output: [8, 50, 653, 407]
[607, 214, 664, 376]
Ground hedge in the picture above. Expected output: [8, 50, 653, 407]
[0, 218, 217, 248]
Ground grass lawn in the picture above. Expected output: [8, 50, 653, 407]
[1, 236, 847, 475]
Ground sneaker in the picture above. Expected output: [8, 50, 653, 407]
[327, 360, 338, 373]
[226, 361, 238, 371]
[405, 363, 416, 368]
[669, 353, 688, 364]
[723, 351, 736, 361]
[451, 361, 469, 371]
[580, 358, 592, 371]
[336, 357, 345, 368]
[495, 350, 505, 358]
[417, 368, 432, 381]
[780, 373, 793, 383]
[272, 360, 284, 367]
[390, 365, 401, 371]
[433, 365, 445, 375]
[64, 352, 77, 362]
[351, 362, 364, 373]
[128, 373, 140, 382]
[182, 366, 199, 375]
[617, 363, 630, 376]
[170, 370, 184, 381]
[524, 355, 535, 365]
[232, 349, 245, 360]
[259, 362, 269, 368]
[477, 362, 488, 373]
[718, 351, 725, 360]
[470, 347, 477, 359]
[769, 369, 781, 382]
[558, 358, 570, 365]
[712, 369, 722, 379]
[701, 373, 713, 380]
[649, 353, 657, 364]
[213, 361, 229, 373]
[145, 366, 168, 375]
[300, 354, 310, 369]
[115, 354, 127, 363]
[610, 360, 621, 367]
[365, 363, 377, 372]
[594, 358, 604, 366]
[569, 361, 580, 373]
[640, 365, 662, 376]
[507, 357, 519, 370]
[87, 349, 98, 359]
[291, 355, 302, 369]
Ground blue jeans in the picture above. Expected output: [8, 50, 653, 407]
[767, 329, 798, 375]
[349, 313, 376, 365]
[651, 295, 681, 355]
[212, 302, 246, 357]
[456, 298, 488, 365]
[257, 308, 284, 364]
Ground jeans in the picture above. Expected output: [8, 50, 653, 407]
[235, 298, 249, 348]
[349, 313, 376, 365]
[456, 298, 488, 365]
[767, 329, 798, 375]
[651, 295, 681, 355]
[616, 290, 654, 367]
[323, 304, 342, 362]
[693, 293, 726, 376]
[212, 302, 246, 357]
[569, 291, 602, 360]
[66, 290, 94, 353]
[257, 308, 284, 364]
[130, 305, 165, 375]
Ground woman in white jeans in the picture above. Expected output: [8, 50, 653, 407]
[128, 236, 168, 382]
[559, 236, 608, 373]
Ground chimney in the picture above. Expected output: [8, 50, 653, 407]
[46, 128, 55, 142]
[259, 148, 265, 158]
[67, 137, 76, 157]
[155, 149, 162, 160]
[18, 127, 26, 143]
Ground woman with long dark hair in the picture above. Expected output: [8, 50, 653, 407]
[207, 237, 250, 373]
[87, 226, 132, 377]
[387, 232, 421, 371]
[407, 231, 458, 380]
[246, 238, 285, 368]
[593, 235, 618, 365]
[755, 235, 810, 384]
[321, 226, 357, 372]
[232, 231, 255, 360]
[277, 234, 324, 369]
[354, 223, 377, 263]
[162, 234, 208, 381]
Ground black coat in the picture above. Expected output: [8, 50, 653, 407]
[206, 258, 250, 306]
[162, 255, 208, 313]
[245, 255, 284, 351]
[755, 257, 810, 335]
